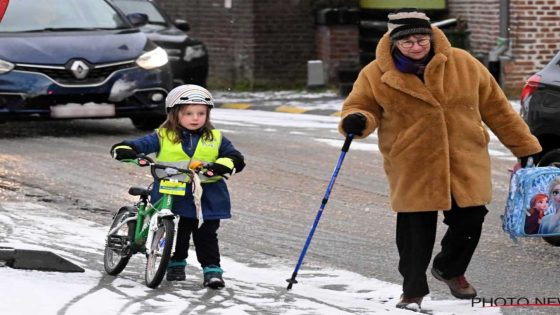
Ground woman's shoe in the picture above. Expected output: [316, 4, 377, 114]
[431, 267, 477, 299]
[396, 294, 423, 311]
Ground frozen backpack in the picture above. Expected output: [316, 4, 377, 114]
[502, 165, 560, 242]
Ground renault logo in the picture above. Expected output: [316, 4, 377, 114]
[69, 60, 90, 79]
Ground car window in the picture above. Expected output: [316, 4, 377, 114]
[0, 0, 129, 32]
[112, 0, 167, 24]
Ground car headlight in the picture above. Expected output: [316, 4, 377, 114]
[136, 46, 168, 70]
[0, 58, 14, 74]
[184, 44, 206, 62]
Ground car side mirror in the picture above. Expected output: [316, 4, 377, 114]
[174, 19, 190, 32]
[127, 13, 149, 27]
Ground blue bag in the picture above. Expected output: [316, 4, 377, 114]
[502, 165, 560, 242]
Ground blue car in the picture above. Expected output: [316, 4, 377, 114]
[0, 0, 173, 130]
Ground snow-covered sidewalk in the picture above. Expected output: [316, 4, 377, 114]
[0, 201, 500, 315]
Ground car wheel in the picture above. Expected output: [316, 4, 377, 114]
[130, 115, 166, 131]
[537, 149, 560, 246]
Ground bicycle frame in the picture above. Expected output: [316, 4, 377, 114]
[107, 156, 195, 257]
[140, 194, 178, 256]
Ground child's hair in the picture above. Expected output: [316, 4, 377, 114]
[529, 193, 548, 216]
[159, 104, 215, 144]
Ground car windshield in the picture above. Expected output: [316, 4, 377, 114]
[0, 0, 129, 32]
[112, 0, 167, 25]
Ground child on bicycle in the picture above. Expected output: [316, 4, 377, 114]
[110, 84, 245, 289]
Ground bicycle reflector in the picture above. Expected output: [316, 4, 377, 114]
[138, 158, 149, 167]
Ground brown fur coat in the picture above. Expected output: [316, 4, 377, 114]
[339, 27, 541, 212]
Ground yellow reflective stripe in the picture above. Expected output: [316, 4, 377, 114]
[113, 145, 133, 152]
[215, 157, 234, 169]
[159, 180, 187, 196]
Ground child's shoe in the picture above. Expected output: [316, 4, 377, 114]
[166, 259, 186, 281]
[203, 265, 225, 289]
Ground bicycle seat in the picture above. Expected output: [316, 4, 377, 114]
[128, 187, 150, 197]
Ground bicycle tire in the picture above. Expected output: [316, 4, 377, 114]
[104, 207, 135, 275]
[145, 217, 175, 288]
[537, 149, 560, 247]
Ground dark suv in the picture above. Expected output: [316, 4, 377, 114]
[0, 0, 173, 130]
[111, 0, 209, 87]
[520, 50, 560, 246]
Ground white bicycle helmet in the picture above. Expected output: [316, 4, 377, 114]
[165, 84, 214, 113]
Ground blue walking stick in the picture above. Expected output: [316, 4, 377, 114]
[286, 134, 354, 290]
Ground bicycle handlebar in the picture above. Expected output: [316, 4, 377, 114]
[134, 154, 196, 182]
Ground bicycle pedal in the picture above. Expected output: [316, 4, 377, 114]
[107, 235, 130, 250]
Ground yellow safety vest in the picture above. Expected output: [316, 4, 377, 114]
[156, 128, 222, 183]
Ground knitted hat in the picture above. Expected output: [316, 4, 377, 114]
[387, 8, 432, 40]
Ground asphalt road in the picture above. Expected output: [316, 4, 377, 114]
[0, 111, 558, 315]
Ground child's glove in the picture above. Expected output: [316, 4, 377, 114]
[110, 142, 138, 161]
[203, 158, 235, 178]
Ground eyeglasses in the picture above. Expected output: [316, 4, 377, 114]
[553, 190, 560, 196]
[398, 38, 431, 48]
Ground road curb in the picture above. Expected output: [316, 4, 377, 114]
[215, 102, 341, 116]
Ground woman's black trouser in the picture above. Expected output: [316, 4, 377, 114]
[171, 217, 221, 268]
[396, 200, 488, 297]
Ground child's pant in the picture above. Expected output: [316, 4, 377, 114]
[396, 199, 488, 297]
[171, 217, 221, 268]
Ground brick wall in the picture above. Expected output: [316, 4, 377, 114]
[252, 0, 316, 88]
[158, 0, 316, 89]
[507, 0, 560, 92]
[449, 0, 560, 93]
[316, 25, 359, 82]
[448, 0, 500, 57]
[157, 0, 255, 88]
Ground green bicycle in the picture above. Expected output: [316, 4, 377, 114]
[103, 154, 201, 288]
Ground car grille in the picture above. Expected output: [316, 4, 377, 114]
[14, 61, 137, 86]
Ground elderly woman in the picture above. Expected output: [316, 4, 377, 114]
[338, 8, 542, 310]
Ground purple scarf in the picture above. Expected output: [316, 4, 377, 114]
[392, 48, 434, 78]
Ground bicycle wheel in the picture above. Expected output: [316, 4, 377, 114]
[104, 207, 136, 275]
[145, 217, 175, 288]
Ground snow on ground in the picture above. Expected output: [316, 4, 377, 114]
[0, 201, 500, 315]
[214, 90, 344, 111]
